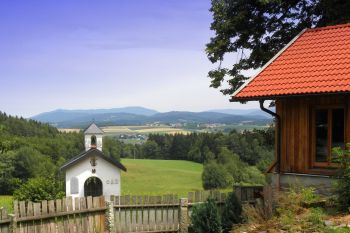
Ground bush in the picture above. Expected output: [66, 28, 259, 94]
[13, 177, 65, 202]
[333, 144, 350, 211]
[189, 198, 221, 233]
[202, 161, 233, 190]
[221, 192, 243, 232]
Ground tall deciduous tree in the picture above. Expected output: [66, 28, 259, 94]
[206, 0, 350, 95]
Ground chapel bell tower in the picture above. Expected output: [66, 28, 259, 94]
[84, 123, 104, 151]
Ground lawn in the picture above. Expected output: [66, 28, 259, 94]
[0, 195, 13, 212]
[121, 159, 203, 197]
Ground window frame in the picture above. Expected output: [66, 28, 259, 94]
[311, 105, 345, 168]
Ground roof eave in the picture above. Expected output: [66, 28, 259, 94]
[230, 91, 350, 102]
[60, 149, 127, 172]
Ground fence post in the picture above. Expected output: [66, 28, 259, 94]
[8, 214, 17, 233]
[179, 198, 188, 233]
[106, 198, 115, 233]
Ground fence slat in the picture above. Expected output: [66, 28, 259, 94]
[80, 197, 88, 233]
[86, 196, 93, 233]
[131, 196, 137, 231]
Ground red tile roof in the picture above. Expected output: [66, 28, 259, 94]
[232, 23, 350, 101]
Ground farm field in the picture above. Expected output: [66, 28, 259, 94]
[59, 125, 191, 135]
[102, 125, 191, 136]
[58, 124, 268, 136]
[121, 159, 203, 197]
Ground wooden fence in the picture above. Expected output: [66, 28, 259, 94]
[0, 196, 106, 233]
[110, 195, 179, 233]
[0, 189, 270, 233]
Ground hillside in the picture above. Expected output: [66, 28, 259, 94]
[32, 106, 159, 123]
[0, 111, 84, 195]
[31, 107, 272, 128]
[121, 159, 203, 196]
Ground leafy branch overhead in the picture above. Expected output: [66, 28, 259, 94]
[206, 0, 350, 95]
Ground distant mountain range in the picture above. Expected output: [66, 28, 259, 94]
[31, 106, 272, 128]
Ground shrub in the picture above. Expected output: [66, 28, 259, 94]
[13, 177, 65, 202]
[221, 192, 243, 232]
[333, 144, 350, 211]
[202, 161, 233, 190]
[308, 207, 324, 226]
[189, 198, 221, 233]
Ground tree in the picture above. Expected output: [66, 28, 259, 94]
[142, 141, 161, 159]
[202, 161, 233, 189]
[189, 198, 222, 233]
[103, 137, 122, 161]
[206, 0, 350, 95]
[221, 192, 243, 232]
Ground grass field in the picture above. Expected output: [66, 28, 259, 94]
[0, 196, 13, 212]
[121, 159, 203, 196]
[0, 159, 204, 211]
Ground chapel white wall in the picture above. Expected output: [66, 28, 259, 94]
[65, 156, 121, 199]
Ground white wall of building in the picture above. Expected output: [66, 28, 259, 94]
[65, 156, 121, 198]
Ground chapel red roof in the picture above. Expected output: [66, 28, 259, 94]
[232, 23, 350, 101]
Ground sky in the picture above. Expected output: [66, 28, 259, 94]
[0, 0, 259, 117]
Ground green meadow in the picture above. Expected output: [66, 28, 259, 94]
[0, 196, 13, 212]
[0, 159, 204, 211]
[121, 159, 204, 197]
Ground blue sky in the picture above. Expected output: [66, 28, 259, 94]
[0, 0, 258, 117]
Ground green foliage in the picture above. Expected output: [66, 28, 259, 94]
[206, 0, 350, 95]
[221, 192, 242, 232]
[202, 146, 266, 190]
[325, 228, 350, 233]
[142, 140, 161, 159]
[333, 144, 350, 211]
[147, 128, 274, 166]
[300, 187, 320, 204]
[13, 177, 65, 202]
[202, 161, 233, 190]
[308, 207, 325, 226]
[103, 136, 122, 161]
[0, 111, 84, 195]
[189, 198, 222, 233]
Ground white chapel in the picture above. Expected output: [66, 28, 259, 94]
[61, 123, 126, 198]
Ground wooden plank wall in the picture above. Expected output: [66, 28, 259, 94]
[276, 95, 350, 175]
[111, 194, 179, 233]
[8, 196, 106, 233]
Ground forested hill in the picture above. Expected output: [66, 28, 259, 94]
[0, 112, 84, 194]
[0, 112, 59, 138]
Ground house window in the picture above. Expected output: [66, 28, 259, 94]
[313, 107, 345, 166]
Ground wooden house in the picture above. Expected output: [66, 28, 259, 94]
[231, 23, 350, 193]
